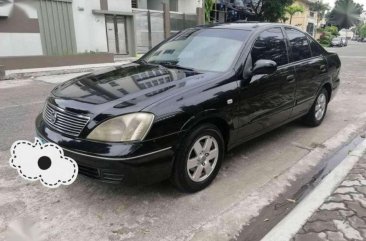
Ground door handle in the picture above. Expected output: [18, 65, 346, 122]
[286, 75, 295, 83]
[320, 65, 326, 72]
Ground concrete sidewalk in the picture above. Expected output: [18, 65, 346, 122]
[293, 153, 366, 241]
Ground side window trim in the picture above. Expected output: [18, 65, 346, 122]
[283, 27, 295, 63]
[281, 26, 292, 64]
[307, 36, 317, 57]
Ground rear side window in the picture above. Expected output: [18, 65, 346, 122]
[285, 28, 311, 62]
[309, 38, 324, 57]
[251, 28, 288, 66]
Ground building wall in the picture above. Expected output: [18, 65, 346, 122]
[0, 0, 201, 57]
[136, 0, 147, 9]
[108, 0, 132, 12]
[286, 0, 318, 36]
[72, 0, 108, 53]
[287, 0, 309, 31]
[0, 1, 43, 57]
[138, 0, 200, 13]
[0, 33, 43, 57]
[145, 0, 177, 11]
[177, 0, 202, 14]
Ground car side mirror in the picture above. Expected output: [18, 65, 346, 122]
[252, 59, 277, 76]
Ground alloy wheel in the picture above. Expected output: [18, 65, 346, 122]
[186, 135, 219, 182]
[315, 93, 327, 121]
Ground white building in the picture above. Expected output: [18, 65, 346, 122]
[0, 0, 202, 57]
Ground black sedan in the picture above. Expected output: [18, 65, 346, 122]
[36, 23, 341, 192]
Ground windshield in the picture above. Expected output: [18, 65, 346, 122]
[142, 28, 250, 72]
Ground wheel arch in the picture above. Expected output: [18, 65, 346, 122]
[181, 111, 233, 151]
[322, 82, 332, 101]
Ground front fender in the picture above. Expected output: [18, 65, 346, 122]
[181, 109, 233, 131]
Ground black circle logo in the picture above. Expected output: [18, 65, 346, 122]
[38, 156, 52, 170]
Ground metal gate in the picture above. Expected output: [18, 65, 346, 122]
[37, 0, 77, 55]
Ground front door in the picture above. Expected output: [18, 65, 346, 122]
[106, 15, 128, 55]
[236, 27, 296, 139]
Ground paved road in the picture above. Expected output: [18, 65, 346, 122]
[1, 42, 366, 241]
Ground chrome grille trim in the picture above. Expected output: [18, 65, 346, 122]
[43, 103, 90, 137]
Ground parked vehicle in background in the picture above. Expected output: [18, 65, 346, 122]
[341, 37, 348, 46]
[330, 37, 345, 47]
[36, 23, 341, 193]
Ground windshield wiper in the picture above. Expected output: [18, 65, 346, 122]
[137, 59, 148, 65]
[157, 62, 197, 72]
[141, 60, 198, 72]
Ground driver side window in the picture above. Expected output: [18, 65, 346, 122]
[251, 28, 289, 67]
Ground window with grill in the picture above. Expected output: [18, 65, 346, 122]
[131, 0, 138, 8]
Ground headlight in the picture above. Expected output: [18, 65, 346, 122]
[87, 113, 154, 142]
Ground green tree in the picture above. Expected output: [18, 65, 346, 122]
[327, 0, 364, 29]
[250, 0, 294, 22]
[280, 16, 290, 23]
[318, 26, 339, 46]
[285, 5, 305, 24]
[325, 25, 340, 36]
[310, 0, 330, 25]
[360, 24, 366, 38]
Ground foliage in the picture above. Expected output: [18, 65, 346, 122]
[250, 0, 294, 22]
[310, 0, 330, 24]
[325, 26, 340, 36]
[280, 16, 289, 23]
[327, 0, 364, 29]
[284, 5, 305, 24]
[360, 24, 366, 38]
[318, 26, 340, 46]
[204, 0, 215, 23]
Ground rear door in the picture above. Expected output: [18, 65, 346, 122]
[284, 28, 327, 117]
[236, 27, 296, 139]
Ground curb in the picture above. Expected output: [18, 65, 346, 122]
[2, 59, 135, 80]
[163, 112, 366, 241]
[260, 139, 366, 241]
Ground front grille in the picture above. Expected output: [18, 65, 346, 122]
[43, 103, 90, 137]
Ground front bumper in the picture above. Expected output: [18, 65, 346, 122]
[35, 114, 180, 184]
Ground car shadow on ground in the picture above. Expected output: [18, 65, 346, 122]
[66, 116, 317, 200]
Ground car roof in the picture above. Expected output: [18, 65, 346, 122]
[200, 22, 289, 31]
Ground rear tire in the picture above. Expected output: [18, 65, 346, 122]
[302, 88, 329, 127]
[171, 124, 224, 193]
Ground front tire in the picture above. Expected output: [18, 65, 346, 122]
[171, 124, 224, 193]
[302, 88, 329, 127]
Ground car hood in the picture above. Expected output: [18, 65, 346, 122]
[50, 62, 219, 115]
